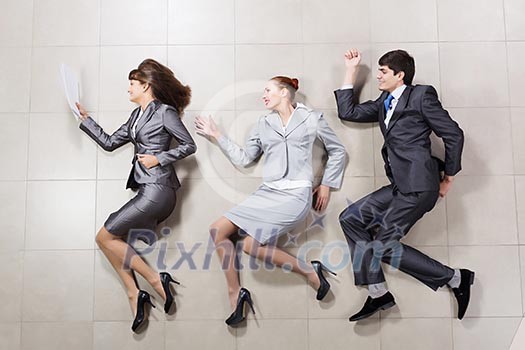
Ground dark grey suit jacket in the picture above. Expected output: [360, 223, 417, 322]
[335, 85, 464, 193]
[80, 100, 196, 190]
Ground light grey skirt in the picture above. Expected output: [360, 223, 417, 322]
[225, 184, 312, 245]
[105, 183, 177, 237]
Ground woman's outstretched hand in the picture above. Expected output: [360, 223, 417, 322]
[75, 102, 88, 121]
[313, 185, 330, 212]
[195, 115, 221, 140]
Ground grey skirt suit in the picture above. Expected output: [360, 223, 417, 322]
[217, 103, 346, 244]
[80, 100, 196, 236]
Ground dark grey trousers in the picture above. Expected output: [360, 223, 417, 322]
[339, 184, 454, 291]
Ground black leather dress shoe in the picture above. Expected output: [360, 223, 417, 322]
[349, 291, 396, 322]
[451, 269, 475, 320]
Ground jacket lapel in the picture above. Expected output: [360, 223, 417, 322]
[284, 106, 310, 137]
[264, 112, 284, 137]
[385, 85, 413, 135]
[128, 107, 141, 142]
[379, 92, 388, 135]
[134, 100, 162, 137]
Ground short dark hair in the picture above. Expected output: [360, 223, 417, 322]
[378, 50, 415, 85]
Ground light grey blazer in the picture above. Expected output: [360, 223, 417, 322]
[80, 100, 196, 190]
[217, 103, 346, 189]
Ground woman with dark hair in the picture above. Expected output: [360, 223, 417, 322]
[195, 76, 346, 326]
[76, 59, 196, 332]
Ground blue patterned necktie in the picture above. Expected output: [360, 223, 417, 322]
[383, 94, 394, 112]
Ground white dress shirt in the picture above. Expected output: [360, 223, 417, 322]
[384, 84, 407, 128]
[132, 108, 144, 138]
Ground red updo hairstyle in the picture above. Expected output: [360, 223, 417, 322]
[271, 76, 299, 100]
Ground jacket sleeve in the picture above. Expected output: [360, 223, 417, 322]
[421, 86, 464, 176]
[216, 122, 263, 167]
[79, 116, 130, 151]
[316, 114, 347, 189]
[334, 88, 381, 123]
[156, 108, 197, 166]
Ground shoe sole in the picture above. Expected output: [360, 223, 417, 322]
[349, 301, 396, 322]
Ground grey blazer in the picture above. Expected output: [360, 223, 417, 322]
[217, 103, 346, 189]
[80, 100, 196, 190]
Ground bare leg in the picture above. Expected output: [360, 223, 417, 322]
[242, 236, 321, 290]
[97, 232, 140, 314]
[209, 217, 242, 309]
[96, 227, 166, 309]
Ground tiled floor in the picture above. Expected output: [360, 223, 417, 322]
[1, 0, 524, 349]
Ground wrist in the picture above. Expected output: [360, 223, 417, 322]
[212, 131, 222, 140]
[343, 70, 356, 85]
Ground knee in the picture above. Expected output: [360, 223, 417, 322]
[95, 229, 107, 248]
[208, 224, 217, 237]
[241, 237, 258, 255]
[241, 238, 251, 254]
[375, 232, 403, 246]
[339, 207, 362, 236]
[209, 223, 222, 243]
[339, 204, 358, 225]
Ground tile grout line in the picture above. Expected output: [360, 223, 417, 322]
[298, 1, 313, 348]
[233, 1, 239, 349]
[502, 0, 525, 320]
[434, 0, 457, 347]
[91, 0, 103, 333]
[17, 0, 39, 345]
[22, 38, 525, 49]
[367, 0, 385, 348]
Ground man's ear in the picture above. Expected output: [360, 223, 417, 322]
[396, 71, 405, 82]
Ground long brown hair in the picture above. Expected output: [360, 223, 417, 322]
[128, 59, 191, 114]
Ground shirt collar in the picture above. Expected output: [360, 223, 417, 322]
[391, 84, 407, 100]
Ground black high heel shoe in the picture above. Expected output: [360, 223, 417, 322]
[225, 288, 255, 326]
[160, 272, 180, 314]
[311, 260, 337, 301]
[131, 290, 155, 333]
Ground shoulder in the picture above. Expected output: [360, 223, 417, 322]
[130, 106, 141, 117]
[295, 102, 321, 119]
[158, 103, 180, 119]
[413, 84, 438, 96]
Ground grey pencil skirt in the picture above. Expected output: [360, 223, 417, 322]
[104, 183, 177, 237]
[224, 184, 312, 245]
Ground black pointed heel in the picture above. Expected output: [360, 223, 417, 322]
[160, 272, 180, 314]
[131, 290, 156, 333]
[311, 260, 337, 301]
[225, 288, 255, 327]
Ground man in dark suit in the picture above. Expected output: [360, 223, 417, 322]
[335, 48, 474, 321]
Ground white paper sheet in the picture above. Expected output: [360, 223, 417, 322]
[59, 63, 81, 120]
